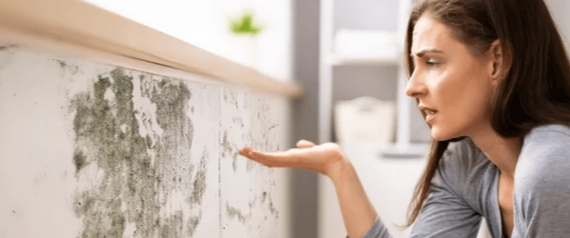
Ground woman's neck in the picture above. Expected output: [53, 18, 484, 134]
[469, 124, 523, 179]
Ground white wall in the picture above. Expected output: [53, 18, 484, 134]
[0, 46, 292, 238]
[318, 144, 427, 238]
[82, 0, 293, 81]
[545, 0, 570, 52]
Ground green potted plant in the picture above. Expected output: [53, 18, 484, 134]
[230, 11, 264, 35]
[227, 11, 264, 67]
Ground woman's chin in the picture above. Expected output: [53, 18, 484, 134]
[430, 126, 456, 141]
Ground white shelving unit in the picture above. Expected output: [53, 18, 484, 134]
[319, 0, 428, 157]
[317, 1, 430, 237]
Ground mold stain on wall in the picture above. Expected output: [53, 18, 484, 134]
[218, 86, 282, 237]
[0, 44, 17, 52]
[220, 130, 239, 172]
[70, 67, 206, 237]
[226, 203, 250, 224]
[0, 44, 17, 71]
[0, 48, 285, 238]
[55, 59, 80, 74]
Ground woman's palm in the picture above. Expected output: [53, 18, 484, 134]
[239, 140, 345, 177]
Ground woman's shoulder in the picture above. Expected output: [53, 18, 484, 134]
[512, 124, 570, 238]
[522, 124, 570, 157]
[516, 124, 570, 193]
[526, 124, 570, 141]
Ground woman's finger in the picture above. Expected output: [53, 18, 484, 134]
[239, 147, 280, 165]
[240, 146, 253, 155]
[296, 139, 316, 149]
[239, 146, 316, 170]
[249, 150, 301, 168]
[239, 148, 269, 166]
[245, 152, 275, 167]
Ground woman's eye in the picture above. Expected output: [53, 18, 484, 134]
[426, 59, 439, 67]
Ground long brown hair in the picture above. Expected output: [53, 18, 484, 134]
[405, 0, 570, 227]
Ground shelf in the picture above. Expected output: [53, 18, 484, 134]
[381, 142, 430, 158]
[0, 0, 303, 99]
[330, 29, 403, 66]
[330, 52, 401, 66]
[319, 0, 416, 145]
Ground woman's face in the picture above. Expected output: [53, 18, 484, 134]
[406, 15, 498, 141]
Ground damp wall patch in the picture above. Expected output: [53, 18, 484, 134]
[0, 46, 290, 238]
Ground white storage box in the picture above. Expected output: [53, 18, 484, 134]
[334, 96, 395, 146]
[333, 29, 400, 65]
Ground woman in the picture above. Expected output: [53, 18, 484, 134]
[239, 0, 570, 237]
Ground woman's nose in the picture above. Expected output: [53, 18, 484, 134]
[405, 73, 427, 98]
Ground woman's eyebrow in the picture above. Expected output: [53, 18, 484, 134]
[411, 49, 444, 57]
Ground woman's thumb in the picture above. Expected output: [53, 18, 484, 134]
[296, 139, 316, 148]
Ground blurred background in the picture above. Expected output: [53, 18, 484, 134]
[75, 0, 570, 237]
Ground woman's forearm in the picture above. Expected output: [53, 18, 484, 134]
[329, 159, 377, 238]
[239, 142, 379, 237]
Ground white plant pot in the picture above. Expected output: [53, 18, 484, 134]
[226, 34, 257, 68]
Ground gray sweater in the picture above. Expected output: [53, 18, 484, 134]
[363, 124, 570, 238]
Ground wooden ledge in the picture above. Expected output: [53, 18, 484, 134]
[0, 0, 303, 98]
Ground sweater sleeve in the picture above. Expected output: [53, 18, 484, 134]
[512, 125, 570, 238]
[358, 216, 392, 238]
[358, 140, 482, 238]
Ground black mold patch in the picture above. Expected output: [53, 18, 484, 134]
[261, 191, 279, 220]
[189, 149, 208, 204]
[0, 44, 17, 71]
[262, 191, 267, 203]
[56, 59, 67, 68]
[71, 68, 201, 237]
[221, 131, 231, 156]
[54, 59, 80, 74]
[72, 150, 87, 174]
[187, 216, 200, 236]
[226, 203, 250, 224]
[221, 131, 239, 171]
[268, 199, 279, 219]
[232, 116, 244, 129]
[0, 44, 17, 51]
[232, 153, 239, 171]
[223, 89, 239, 109]
[159, 211, 184, 237]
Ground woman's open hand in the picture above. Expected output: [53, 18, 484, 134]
[238, 140, 348, 178]
[241, 140, 378, 238]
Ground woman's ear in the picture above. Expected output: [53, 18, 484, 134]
[488, 40, 504, 84]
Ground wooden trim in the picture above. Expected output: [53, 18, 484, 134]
[0, 0, 302, 98]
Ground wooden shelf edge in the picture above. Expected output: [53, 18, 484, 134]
[0, 0, 302, 98]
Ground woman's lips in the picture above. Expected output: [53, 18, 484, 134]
[419, 105, 438, 123]
[425, 111, 437, 122]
